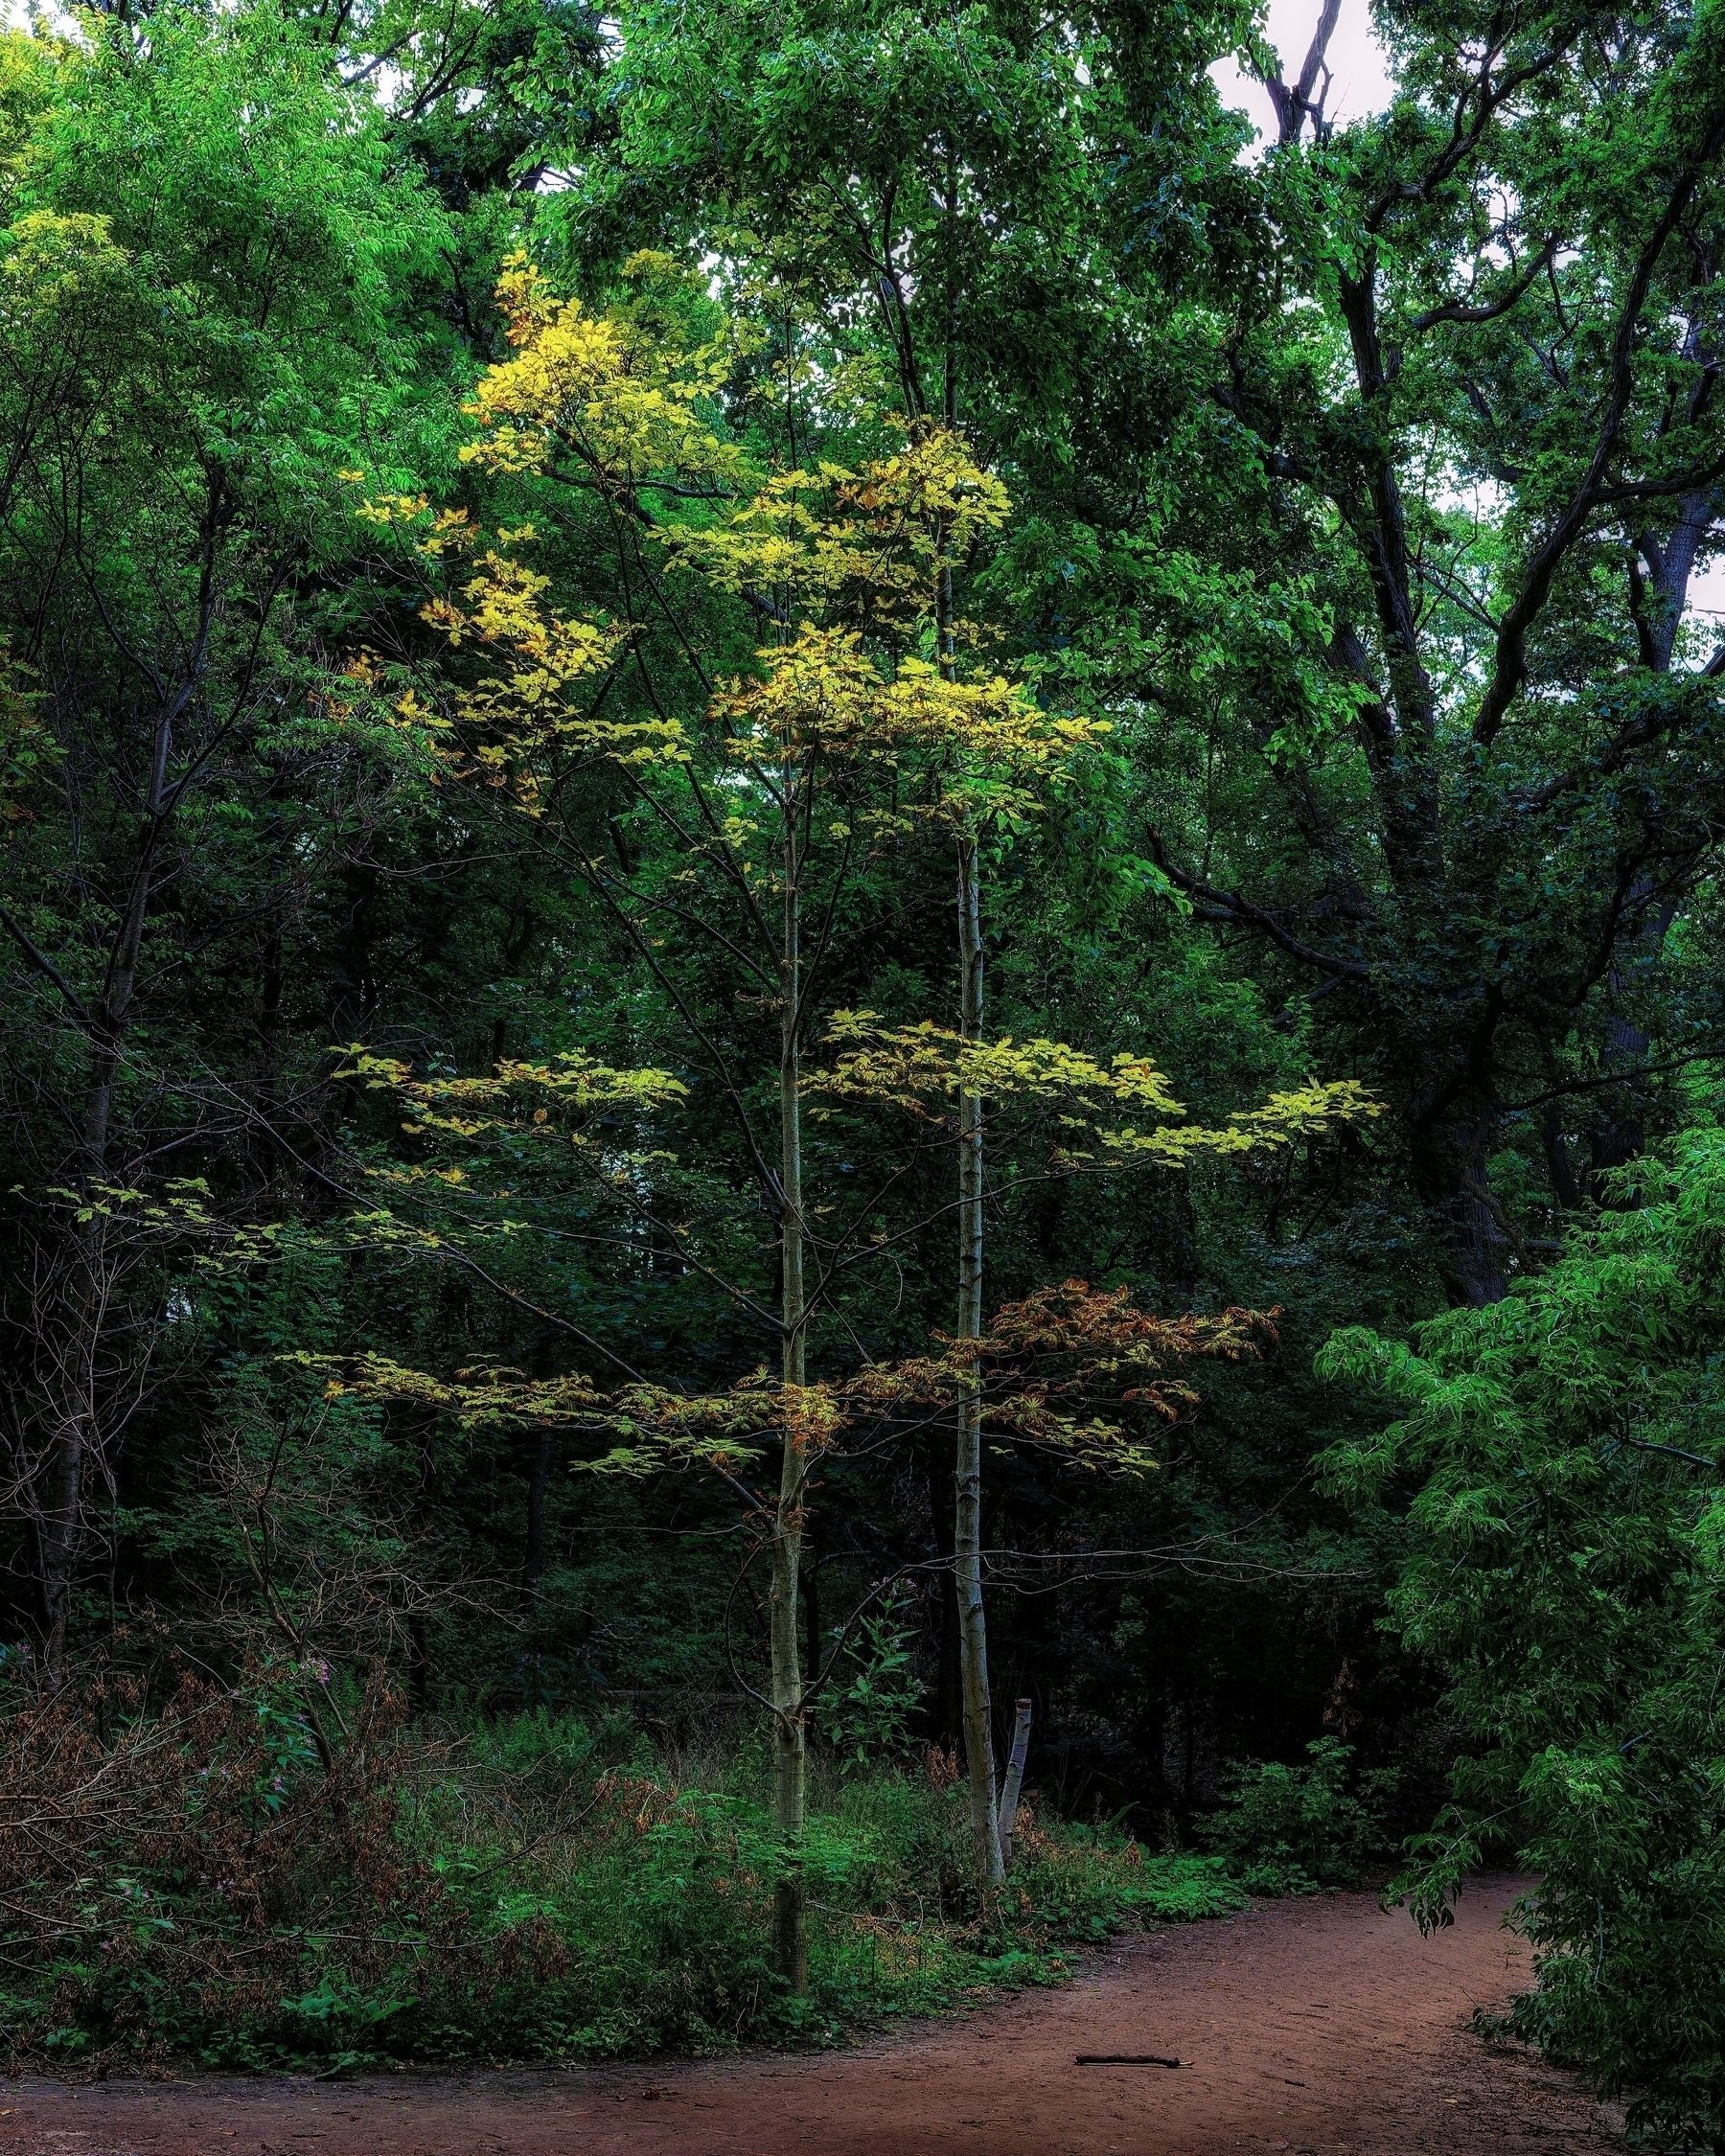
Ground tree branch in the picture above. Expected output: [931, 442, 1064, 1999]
[1475, 116, 1725, 745]
[1410, 237, 1559, 334]
[1145, 830, 1370, 980]
[0, 907, 91, 1026]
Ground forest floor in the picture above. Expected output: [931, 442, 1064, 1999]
[2, 1875, 1623, 2156]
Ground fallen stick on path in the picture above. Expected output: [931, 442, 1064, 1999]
[1073, 2053, 1184, 2068]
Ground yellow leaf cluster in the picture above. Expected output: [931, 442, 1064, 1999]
[667, 428, 1009, 627]
[334, 1047, 687, 1143]
[303, 1353, 606, 1431]
[458, 252, 748, 495]
[351, 494, 683, 796]
[714, 628, 1106, 831]
[812, 1012, 1185, 1119]
[1099, 1077, 1384, 1161]
[345, 265, 1090, 830]
[810, 1012, 1379, 1164]
[0, 208, 128, 322]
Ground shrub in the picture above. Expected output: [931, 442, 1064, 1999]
[0, 1655, 516, 2071]
[0, 1668, 1242, 2071]
[1198, 1737, 1398, 1894]
[1320, 1117, 1725, 2151]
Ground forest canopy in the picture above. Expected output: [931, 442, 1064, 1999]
[1, 0, 1723, 2142]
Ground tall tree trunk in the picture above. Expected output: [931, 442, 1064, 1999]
[954, 830, 1001, 1884]
[802, 1509, 822, 1700]
[39, 669, 191, 1683]
[936, 413, 1001, 1879]
[997, 1697, 1033, 1869]
[1454, 1113, 1507, 1307]
[770, 750, 810, 1991]
[1413, 1110, 1508, 1308]
[38, 1228, 101, 1685]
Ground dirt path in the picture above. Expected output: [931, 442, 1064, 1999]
[2, 1876, 1621, 2156]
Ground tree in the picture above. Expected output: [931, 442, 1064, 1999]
[0, 8, 449, 1675]
[1085, 0, 1725, 1302]
[1320, 1104, 1725, 2151]
[338, 251, 1375, 1938]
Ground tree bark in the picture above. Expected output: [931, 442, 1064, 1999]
[997, 1697, 1033, 1869]
[802, 1509, 822, 1701]
[954, 830, 1001, 1885]
[770, 745, 810, 1991]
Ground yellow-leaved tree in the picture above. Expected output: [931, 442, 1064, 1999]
[337, 253, 1378, 1971]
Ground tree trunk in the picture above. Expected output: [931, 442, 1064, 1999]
[802, 1509, 822, 1700]
[770, 751, 810, 1991]
[997, 1697, 1033, 1869]
[38, 1341, 92, 1683]
[1452, 1150, 1507, 1307]
[1414, 1112, 1508, 1308]
[954, 831, 1001, 1884]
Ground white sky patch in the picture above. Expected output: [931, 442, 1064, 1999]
[1209, 0, 1395, 150]
[1689, 554, 1725, 624]
[4, 0, 73, 34]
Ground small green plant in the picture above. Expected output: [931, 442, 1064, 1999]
[1198, 1737, 1397, 1894]
[813, 1594, 926, 1771]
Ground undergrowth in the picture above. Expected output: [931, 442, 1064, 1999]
[1196, 1737, 1400, 1895]
[0, 1664, 1242, 2072]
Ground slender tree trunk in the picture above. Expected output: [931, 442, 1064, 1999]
[770, 753, 810, 1990]
[997, 1697, 1033, 1869]
[38, 1264, 96, 1684]
[954, 830, 1001, 1884]
[937, 435, 1001, 1880]
[803, 1510, 822, 1698]
[39, 677, 185, 1684]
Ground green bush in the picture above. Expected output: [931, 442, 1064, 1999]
[1198, 1737, 1398, 1894]
[0, 1678, 1242, 2072]
[1320, 1116, 1725, 2152]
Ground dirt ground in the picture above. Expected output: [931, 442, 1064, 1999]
[1, 1875, 1622, 2156]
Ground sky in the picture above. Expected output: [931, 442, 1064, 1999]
[1208, 0, 1396, 142]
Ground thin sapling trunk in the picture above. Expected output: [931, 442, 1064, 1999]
[998, 1697, 1033, 1869]
[770, 740, 810, 1991]
[954, 827, 1001, 1884]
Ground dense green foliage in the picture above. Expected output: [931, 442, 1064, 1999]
[1197, 1736, 1400, 1896]
[1322, 1112, 1725, 2150]
[1, 0, 1722, 2130]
